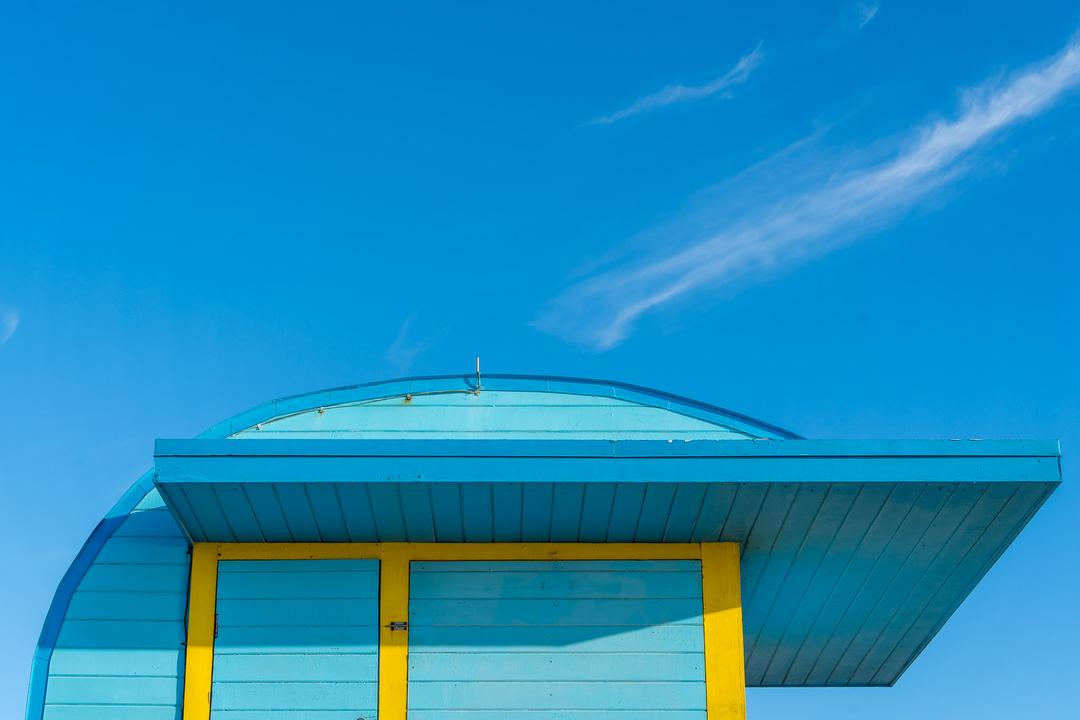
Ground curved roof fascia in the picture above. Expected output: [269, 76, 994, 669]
[200, 374, 803, 440]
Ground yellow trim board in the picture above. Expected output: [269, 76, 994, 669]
[702, 543, 747, 720]
[213, 542, 703, 561]
[182, 544, 218, 720]
[378, 545, 411, 720]
[182, 542, 743, 720]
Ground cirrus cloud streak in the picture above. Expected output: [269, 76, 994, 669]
[541, 36, 1080, 350]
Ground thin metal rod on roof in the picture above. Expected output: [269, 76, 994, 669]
[475, 356, 482, 394]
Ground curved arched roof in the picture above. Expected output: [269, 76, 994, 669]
[204, 374, 802, 441]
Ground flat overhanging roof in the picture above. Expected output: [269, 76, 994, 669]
[153, 437, 1059, 687]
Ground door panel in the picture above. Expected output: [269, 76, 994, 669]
[211, 559, 380, 720]
[407, 560, 706, 719]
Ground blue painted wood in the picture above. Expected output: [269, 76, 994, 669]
[273, 485, 321, 542]
[40, 498, 189, 720]
[399, 483, 436, 542]
[606, 484, 647, 541]
[868, 482, 1054, 684]
[43, 707, 179, 720]
[230, 391, 758, 442]
[213, 654, 378, 682]
[408, 560, 706, 717]
[578, 483, 617, 542]
[782, 483, 925, 685]
[848, 482, 1010, 684]
[337, 484, 378, 541]
[461, 484, 493, 542]
[492, 483, 523, 541]
[689, 483, 738, 542]
[744, 484, 861, 684]
[665, 483, 710, 542]
[45, 675, 178, 705]
[737, 484, 800, 596]
[409, 568, 703, 598]
[521, 483, 554, 541]
[211, 484, 265, 542]
[409, 624, 706, 653]
[757, 484, 891, 685]
[550, 483, 585, 541]
[238, 484, 293, 541]
[65, 590, 187, 621]
[211, 559, 379, 719]
[429, 484, 465, 541]
[634, 483, 678, 541]
[92, 536, 189, 564]
[409, 653, 705, 680]
[803, 483, 955, 685]
[208, 713, 378, 720]
[198, 375, 802, 440]
[153, 441, 1057, 690]
[48, 648, 181, 677]
[407, 713, 705, 720]
[369, 483, 406, 539]
[157, 437, 1059, 459]
[827, 484, 983, 685]
[304, 484, 351, 542]
[742, 484, 832, 649]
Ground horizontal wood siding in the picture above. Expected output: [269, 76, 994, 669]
[407, 560, 707, 719]
[43, 491, 189, 720]
[211, 559, 380, 719]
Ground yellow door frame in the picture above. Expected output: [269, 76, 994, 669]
[183, 542, 745, 720]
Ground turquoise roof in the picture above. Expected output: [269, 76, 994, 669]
[207, 374, 802, 440]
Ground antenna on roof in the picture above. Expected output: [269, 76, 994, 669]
[475, 356, 482, 394]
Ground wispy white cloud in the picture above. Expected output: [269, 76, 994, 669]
[540, 36, 1080, 350]
[856, 2, 879, 31]
[384, 314, 436, 373]
[588, 45, 764, 126]
[0, 309, 19, 345]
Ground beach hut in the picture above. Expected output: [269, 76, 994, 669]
[27, 374, 1061, 720]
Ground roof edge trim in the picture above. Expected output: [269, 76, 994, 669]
[200, 374, 804, 440]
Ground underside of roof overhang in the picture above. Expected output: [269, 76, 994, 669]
[153, 437, 1059, 688]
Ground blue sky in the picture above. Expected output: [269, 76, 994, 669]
[2, 1, 1079, 716]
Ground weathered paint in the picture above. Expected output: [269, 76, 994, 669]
[408, 560, 707, 718]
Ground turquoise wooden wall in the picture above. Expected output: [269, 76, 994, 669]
[407, 560, 707, 719]
[211, 559, 380, 720]
[42, 490, 189, 720]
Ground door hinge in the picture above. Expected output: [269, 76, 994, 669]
[214, 613, 219, 639]
[386, 621, 408, 632]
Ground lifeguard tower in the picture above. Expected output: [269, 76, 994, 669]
[28, 374, 1060, 719]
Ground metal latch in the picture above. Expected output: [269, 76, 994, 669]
[386, 621, 408, 631]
